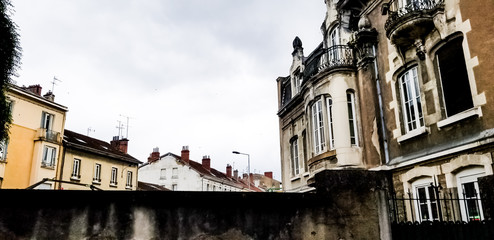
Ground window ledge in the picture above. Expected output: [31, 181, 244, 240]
[109, 183, 118, 188]
[437, 107, 482, 129]
[92, 181, 101, 185]
[41, 165, 55, 170]
[125, 185, 133, 190]
[303, 172, 310, 177]
[290, 176, 301, 182]
[70, 176, 80, 181]
[397, 126, 428, 143]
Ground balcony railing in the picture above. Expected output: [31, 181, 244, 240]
[37, 128, 60, 143]
[318, 45, 355, 72]
[384, 0, 443, 34]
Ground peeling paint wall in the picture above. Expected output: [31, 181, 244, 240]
[0, 170, 390, 240]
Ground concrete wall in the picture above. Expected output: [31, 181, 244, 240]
[0, 170, 390, 240]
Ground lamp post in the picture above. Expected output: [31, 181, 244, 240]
[232, 151, 250, 190]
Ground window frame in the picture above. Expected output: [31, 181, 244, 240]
[160, 168, 167, 180]
[326, 97, 335, 150]
[398, 66, 424, 133]
[456, 167, 485, 222]
[71, 158, 81, 180]
[110, 167, 118, 186]
[412, 178, 440, 222]
[41, 146, 56, 167]
[347, 91, 359, 146]
[126, 171, 133, 188]
[312, 99, 325, 154]
[41, 111, 54, 131]
[172, 167, 178, 179]
[290, 137, 300, 176]
[93, 163, 101, 183]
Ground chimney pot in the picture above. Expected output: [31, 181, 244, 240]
[264, 171, 273, 179]
[226, 164, 232, 178]
[148, 147, 160, 163]
[234, 170, 238, 180]
[181, 146, 190, 163]
[26, 84, 42, 96]
[202, 155, 211, 171]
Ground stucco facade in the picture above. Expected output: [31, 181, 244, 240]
[139, 147, 257, 192]
[60, 130, 141, 190]
[1, 84, 67, 189]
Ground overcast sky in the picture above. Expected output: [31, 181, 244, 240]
[11, 0, 326, 180]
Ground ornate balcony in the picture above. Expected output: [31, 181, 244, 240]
[318, 45, 355, 72]
[384, 0, 444, 48]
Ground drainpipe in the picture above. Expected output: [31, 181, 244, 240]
[372, 45, 390, 164]
[57, 143, 66, 190]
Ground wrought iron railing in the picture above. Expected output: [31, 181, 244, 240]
[384, 0, 443, 32]
[318, 45, 355, 72]
[38, 128, 60, 142]
[390, 184, 484, 223]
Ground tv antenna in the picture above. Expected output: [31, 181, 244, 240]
[51, 76, 61, 93]
[119, 114, 132, 139]
[87, 127, 95, 137]
[116, 120, 125, 139]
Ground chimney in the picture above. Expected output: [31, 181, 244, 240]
[202, 155, 211, 171]
[43, 91, 55, 101]
[110, 136, 129, 154]
[264, 171, 273, 179]
[181, 146, 189, 163]
[242, 173, 248, 180]
[234, 170, 238, 180]
[147, 147, 160, 163]
[250, 173, 254, 183]
[226, 164, 232, 178]
[26, 84, 42, 96]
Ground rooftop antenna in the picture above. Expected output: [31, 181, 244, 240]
[51, 76, 61, 93]
[87, 127, 95, 137]
[120, 114, 132, 139]
[116, 120, 125, 139]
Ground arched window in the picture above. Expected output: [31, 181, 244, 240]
[399, 66, 424, 133]
[456, 167, 485, 222]
[411, 177, 439, 222]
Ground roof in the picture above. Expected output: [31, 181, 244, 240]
[7, 84, 68, 112]
[137, 181, 171, 191]
[63, 129, 141, 165]
[144, 152, 263, 192]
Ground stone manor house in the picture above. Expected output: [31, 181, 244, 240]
[277, 0, 494, 223]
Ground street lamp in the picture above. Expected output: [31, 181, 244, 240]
[232, 151, 250, 190]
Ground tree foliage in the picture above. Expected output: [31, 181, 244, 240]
[0, 0, 21, 141]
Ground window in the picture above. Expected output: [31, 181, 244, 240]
[71, 158, 81, 180]
[126, 171, 133, 188]
[172, 167, 178, 179]
[312, 99, 325, 154]
[0, 139, 8, 161]
[326, 98, 335, 150]
[41, 112, 54, 131]
[93, 164, 101, 183]
[399, 67, 424, 133]
[347, 92, 359, 146]
[457, 167, 485, 222]
[206, 183, 210, 191]
[160, 168, 166, 179]
[436, 37, 473, 117]
[329, 26, 341, 61]
[290, 138, 300, 176]
[110, 167, 118, 186]
[302, 131, 308, 172]
[41, 146, 56, 167]
[412, 180, 439, 222]
[172, 184, 177, 191]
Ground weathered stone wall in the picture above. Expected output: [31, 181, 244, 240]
[0, 170, 391, 240]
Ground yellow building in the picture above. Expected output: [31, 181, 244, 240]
[60, 130, 141, 190]
[1, 84, 67, 189]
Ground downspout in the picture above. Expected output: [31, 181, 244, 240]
[372, 45, 390, 164]
[57, 143, 66, 190]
